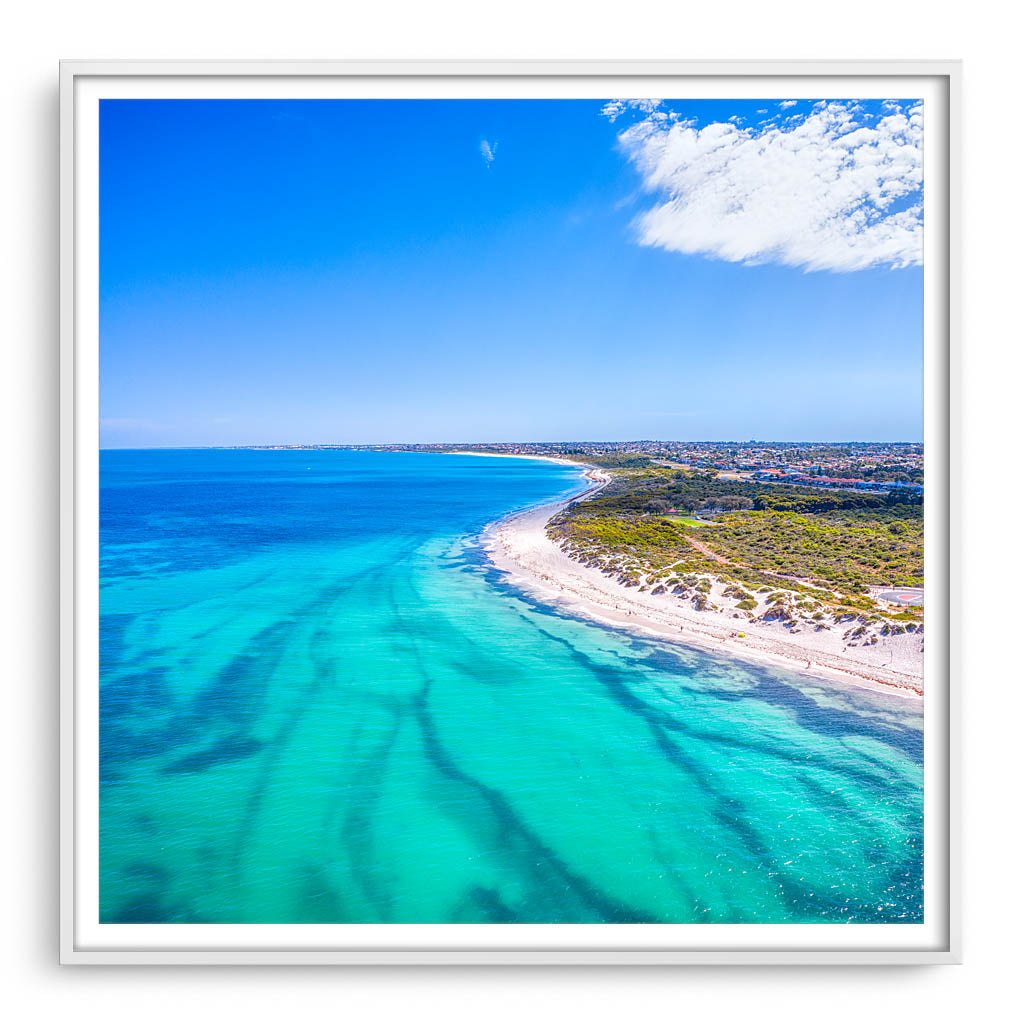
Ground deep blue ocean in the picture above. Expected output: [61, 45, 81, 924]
[99, 449, 924, 924]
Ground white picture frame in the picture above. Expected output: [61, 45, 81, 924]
[60, 59, 960, 965]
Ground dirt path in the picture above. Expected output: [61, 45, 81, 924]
[683, 535, 733, 566]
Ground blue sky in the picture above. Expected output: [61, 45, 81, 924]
[100, 98, 923, 447]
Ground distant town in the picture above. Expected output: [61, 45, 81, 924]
[240, 440, 924, 495]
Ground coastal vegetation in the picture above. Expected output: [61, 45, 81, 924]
[546, 463, 923, 644]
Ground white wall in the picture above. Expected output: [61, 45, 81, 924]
[2, 3, 1018, 1019]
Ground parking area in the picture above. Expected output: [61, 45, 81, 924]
[876, 588, 924, 607]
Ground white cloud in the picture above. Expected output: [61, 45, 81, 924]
[600, 100, 627, 122]
[600, 98, 663, 123]
[480, 139, 496, 167]
[614, 100, 923, 272]
[778, 99, 799, 110]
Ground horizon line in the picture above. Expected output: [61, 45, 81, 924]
[99, 439, 925, 450]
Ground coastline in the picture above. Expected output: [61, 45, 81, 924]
[481, 464, 924, 700]
[447, 450, 592, 469]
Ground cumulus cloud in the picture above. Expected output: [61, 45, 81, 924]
[480, 139, 497, 167]
[614, 99, 923, 272]
[778, 99, 799, 110]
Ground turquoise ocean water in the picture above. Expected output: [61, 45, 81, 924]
[99, 449, 923, 924]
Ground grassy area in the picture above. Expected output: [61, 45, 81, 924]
[705, 509, 923, 590]
[666, 516, 712, 528]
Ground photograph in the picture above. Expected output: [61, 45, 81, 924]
[94, 91, 930, 931]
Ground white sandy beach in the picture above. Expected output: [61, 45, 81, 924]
[483, 466, 924, 698]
